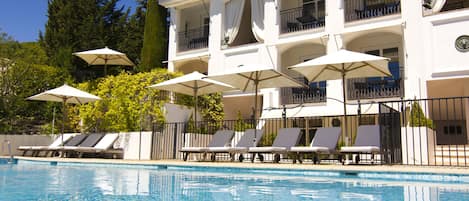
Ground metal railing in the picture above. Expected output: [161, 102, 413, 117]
[439, 0, 469, 12]
[347, 77, 403, 100]
[2, 140, 13, 163]
[281, 87, 326, 104]
[150, 96, 469, 166]
[344, 0, 401, 22]
[280, 6, 325, 34]
[379, 97, 469, 166]
[151, 115, 375, 162]
[177, 26, 209, 52]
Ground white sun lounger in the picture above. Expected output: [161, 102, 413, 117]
[70, 133, 121, 158]
[289, 127, 341, 164]
[18, 134, 75, 156]
[340, 125, 381, 164]
[206, 129, 264, 162]
[248, 128, 302, 163]
[180, 130, 235, 161]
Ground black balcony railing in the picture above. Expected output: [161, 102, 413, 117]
[281, 87, 326, 104]
[345, 0, 401, 22]
[177, 26, 209, 52]
[348, 77, 403, 100]
[440, 0, 469, 12]
[280, 6, 325, 34]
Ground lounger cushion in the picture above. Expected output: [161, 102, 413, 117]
[207, 130, 236, 147]
[235, 129, 264, 147]
[340, 146, 380, 153]
[290, 146, 331, 153]
[18, 134, 75, 150]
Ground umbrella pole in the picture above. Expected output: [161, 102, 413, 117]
[61, 98, 66, 146]
[253, 78, 259, 146]
[342, 72, 349, 146]
[104, 59, 108, 76]
[194, 86, 198, 134]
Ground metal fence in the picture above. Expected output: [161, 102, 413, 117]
[379, 97, 469, 166]
[152, 97, 469, 166]
[151, 115, 374, 162]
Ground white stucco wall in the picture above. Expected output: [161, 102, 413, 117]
[161, 0, 469, 119]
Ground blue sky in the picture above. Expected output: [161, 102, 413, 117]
[0, 0, 139, 42]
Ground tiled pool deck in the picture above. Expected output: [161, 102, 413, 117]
[10, 156, 469, 175]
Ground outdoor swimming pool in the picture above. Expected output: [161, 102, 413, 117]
[1, 159, 469, 201]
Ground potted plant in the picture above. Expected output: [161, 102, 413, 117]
[401, 101, 436, 165]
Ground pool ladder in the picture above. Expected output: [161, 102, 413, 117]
[2, 140, 14, 163]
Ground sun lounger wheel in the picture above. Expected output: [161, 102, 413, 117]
[354, 155, 360, 164]
[239, 154, 244, 162]
[273, 154, 280, 163]
[211, 154, 216, 162]
[313, 156, 319, 164]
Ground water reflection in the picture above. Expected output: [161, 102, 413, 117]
[1, 164, 469, 201]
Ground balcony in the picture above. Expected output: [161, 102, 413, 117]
[438, 0, 469, 13]
[280, 6, 325, 34]
[177, 26, 209, 52]
[344, 0, 401, 22]
[281, 80, 326, 105]
[347, 77, 403, 100]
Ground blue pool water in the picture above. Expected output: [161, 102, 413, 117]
[1, 159, 469, 201]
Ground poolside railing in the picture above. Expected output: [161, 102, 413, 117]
[152, 97, 469, 167]
[379, 97, 469, 167]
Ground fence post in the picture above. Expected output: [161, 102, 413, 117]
[172, 123, 178, 159]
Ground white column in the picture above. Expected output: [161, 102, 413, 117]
[401, 0, 428, 99]
[208, 0, 225, 75]
[167, 8, 178, 72]
[326, 0, 345, 53]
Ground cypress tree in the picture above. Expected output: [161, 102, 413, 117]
[39, 0, 132, 81]
[139, 0, 167, 72]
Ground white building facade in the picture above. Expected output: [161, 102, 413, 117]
[158, 0, 469, 122]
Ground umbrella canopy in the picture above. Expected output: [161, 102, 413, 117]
[289, 49, 391, 145]
[28, 84, 101, 104]
[209, 65, 308, 143]
[148, 71, 235, 130]
[73, 46, 134, 76]
[27, 84, 101, 144]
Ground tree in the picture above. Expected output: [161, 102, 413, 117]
[0, 30, 70, 134]
[139, 0, 167, 71]
[76, 69, 178, 132]
[40, 0, 132, 81]
[118, 0, 147, 65]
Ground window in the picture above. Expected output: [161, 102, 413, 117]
[302, 0, 325, 20]
[365, 47, 400, 82]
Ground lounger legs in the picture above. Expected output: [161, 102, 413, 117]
[273, 154, 280, 163]
[183, 153, 189, 161]
[210, 153, 216, 162]
[238, 154, 244, 162]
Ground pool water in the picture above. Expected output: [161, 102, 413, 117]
[1, 160, 469, 201]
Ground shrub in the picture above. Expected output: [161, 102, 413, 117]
[409, 102, 434, 129]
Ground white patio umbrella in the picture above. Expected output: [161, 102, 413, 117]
[289, 49, 391, 144]
[27, 84, 101, 144]
[73, 46, 134, 76]
[148, 71, 235, 131]
[208, 65, 308, 142]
